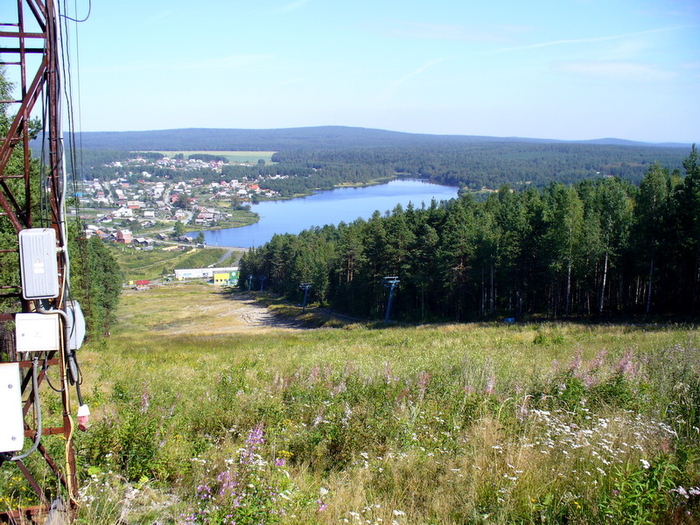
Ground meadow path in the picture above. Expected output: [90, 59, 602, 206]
[118, 285, 306, 336]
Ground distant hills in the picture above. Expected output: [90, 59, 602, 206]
[69, 126, 691, 152]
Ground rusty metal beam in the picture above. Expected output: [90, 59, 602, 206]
[0, 54, 47, 231]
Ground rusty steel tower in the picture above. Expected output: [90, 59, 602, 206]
[0, 0, 84, 522]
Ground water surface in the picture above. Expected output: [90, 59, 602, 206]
[202, 179, 459, 248]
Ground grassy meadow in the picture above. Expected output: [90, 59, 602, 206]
[153, 151, 277, 164]
[28, 284, 700, 523]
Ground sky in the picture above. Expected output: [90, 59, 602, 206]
[2, 0, 700, 143]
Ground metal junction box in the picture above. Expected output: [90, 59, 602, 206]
[0, 363, 25, 453]
[15, 312, 61, 353]
[19, 228, 59, 300]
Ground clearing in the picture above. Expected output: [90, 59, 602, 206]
[117, 284, 305, 336]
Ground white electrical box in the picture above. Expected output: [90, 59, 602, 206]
[15, 313, 61, 352]
[19, 228, 59, 300]
[0, 363, 25, 453]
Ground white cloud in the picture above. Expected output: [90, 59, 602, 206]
[376, 58, 447, 101]
[554, 61, 676, 81]
[381, 20, 530, 43]
[489, 26, 686, 54]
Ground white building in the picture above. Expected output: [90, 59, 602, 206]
[174, 266, 239, 281]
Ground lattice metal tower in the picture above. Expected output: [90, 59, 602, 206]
[0, 1, 83, 522]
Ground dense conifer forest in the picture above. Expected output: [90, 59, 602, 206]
[239, 147, 700, 321]
[70, 127, 690, 197]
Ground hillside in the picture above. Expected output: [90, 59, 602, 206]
[70, 126, 691, 152]
[71, 283, 700, 524]
[66, 126, 693, 192]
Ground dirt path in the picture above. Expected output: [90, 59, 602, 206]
[118, 285, 306, 336]
[230, 293, 306, 331]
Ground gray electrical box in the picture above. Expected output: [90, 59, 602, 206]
[19, 228, 59, 300]
[0, 363, 25, 453]
[66, 300, 86, 350]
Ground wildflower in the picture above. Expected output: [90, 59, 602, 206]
[485, 375, 496, 395]
[569, 352, 582, 373]
[640, 458, 650, 469]
[673, 486, 689, 498]
[617, 349, 637, 377]
[517, 395, 530, 421]
[308, 365, 320, 383]
[240, 424, 265, 465]
[140, 391, 150, 412]
[384, 362, 394, 383]
[417, 371, 431, 401]
[591, 349, 606, 370]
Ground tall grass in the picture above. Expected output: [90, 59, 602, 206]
[66, 286, 700, 523]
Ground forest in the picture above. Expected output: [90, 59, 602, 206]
[68, 127, 690, 198]
[239, 147, 700, 321]
[267, 141, 690, 191]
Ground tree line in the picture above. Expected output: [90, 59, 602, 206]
[238, 147, 700, 321]
[270, 142, 689, 191]
[67, 129, 690, 198]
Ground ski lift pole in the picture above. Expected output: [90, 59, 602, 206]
[247, 274, 253, 291]
[384, 276, 400, 324]
[259, 275, 266, 292]
[300, 282, 311, 313]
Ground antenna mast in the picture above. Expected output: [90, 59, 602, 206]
[0, 0, 82, 522]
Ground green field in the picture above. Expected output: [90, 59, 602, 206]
[153, 151, 277, 164]
[46, 284, 699, 524]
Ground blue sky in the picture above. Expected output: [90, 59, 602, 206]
[3, 0, 699, 142]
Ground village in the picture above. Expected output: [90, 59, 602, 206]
[75, 154, 281, 249]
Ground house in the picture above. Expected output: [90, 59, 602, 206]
[133, 237, 155, 247]
[112, 206, 134, 219]
[195, 211, 216, 225]
[116, 230, 133, 244]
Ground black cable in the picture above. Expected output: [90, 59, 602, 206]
[73, 364, 84, 406]
[38, 93, 49, 228]
[60, 0, 91, 23]
[57, 4, 88, 411]
[42, 353, 66, 393]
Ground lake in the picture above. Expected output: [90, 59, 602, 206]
[201, 179, 459, 248]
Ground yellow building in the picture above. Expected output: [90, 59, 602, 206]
[214, 272, 233, 285]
